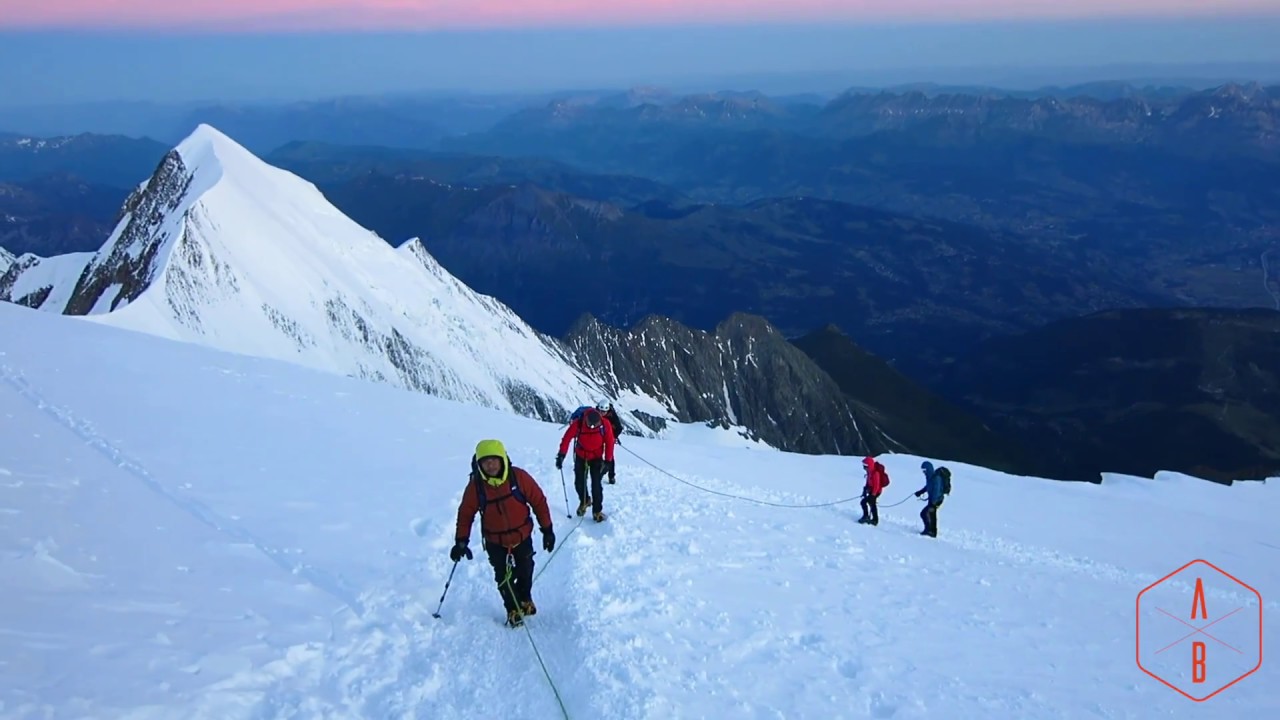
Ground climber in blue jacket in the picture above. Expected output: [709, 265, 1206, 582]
[914, 460, 945, 537]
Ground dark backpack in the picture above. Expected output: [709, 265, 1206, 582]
[472, 471, 528, 513]
[568, 405, 591, 422]
[938, 467, 952, 495]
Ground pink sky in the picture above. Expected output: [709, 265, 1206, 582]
[4, 0, 1277, 31]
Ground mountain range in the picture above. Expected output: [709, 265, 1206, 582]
[2, 124, 1022, 467]
[2, 80, 1279, 483]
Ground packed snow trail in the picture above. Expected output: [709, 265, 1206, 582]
[181, 455, 1271, 720]
[3, 303, 1277, 719]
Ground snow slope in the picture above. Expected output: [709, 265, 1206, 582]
[45, 123, 646, 429]
[1, 301, 1276, 719]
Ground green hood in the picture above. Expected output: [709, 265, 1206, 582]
[474, 438, 510, 486]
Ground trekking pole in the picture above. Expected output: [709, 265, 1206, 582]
[555, 466, 570, 515]
[431, 560, 460, 619]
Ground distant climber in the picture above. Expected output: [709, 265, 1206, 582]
[914, 460, 947, 537]
[557, 406, 616, 522]
[598, 400, 624, 482]
[857, 456, 890, 526]
[452, 439, 555, 627]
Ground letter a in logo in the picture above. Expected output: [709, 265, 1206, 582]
[1192, 578, 1207, 620]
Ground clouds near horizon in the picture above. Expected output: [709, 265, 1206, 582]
[4, 0, 1279, 31]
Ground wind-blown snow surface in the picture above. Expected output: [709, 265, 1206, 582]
[1, 302, 1277, 719]
[58, 123, 636, 428]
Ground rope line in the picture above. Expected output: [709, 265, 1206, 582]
[618, 445, 922, 511]
[620, 444, 875, 508]
[500, 560, 570, 719]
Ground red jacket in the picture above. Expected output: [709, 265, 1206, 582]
[559, 412, 616, 461]
[455, 466, 553, 549]
[864, 460, 888, 496]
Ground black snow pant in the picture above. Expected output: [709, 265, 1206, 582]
[574, 455, 605, 515]
[485, 537, 535, 612]
[920, 499, 943, 536]
[860, 492, 880, 523]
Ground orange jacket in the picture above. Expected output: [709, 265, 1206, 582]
[455, 466, 553, 549]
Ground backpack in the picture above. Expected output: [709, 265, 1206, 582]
[569, 407, 607, 440]
[472, 471, 528, 513]
[938, 467, 952, 495]
[877, 462, 890, 487]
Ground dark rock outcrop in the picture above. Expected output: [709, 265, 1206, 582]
[563, 312, 891, 455]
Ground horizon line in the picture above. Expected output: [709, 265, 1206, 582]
[5, 8, 1280, 35]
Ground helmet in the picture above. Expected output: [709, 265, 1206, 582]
[584, 408, 603, 429]
[862, 456, 875, 468]
[596, 399, 610, 411]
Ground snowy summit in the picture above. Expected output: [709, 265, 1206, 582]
[7, 124, 641, 426]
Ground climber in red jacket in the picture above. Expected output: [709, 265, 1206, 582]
[556, 407, 615, 522]
[858, 456, 890, 526]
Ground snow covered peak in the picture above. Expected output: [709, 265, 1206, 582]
[49, 125, 650, 428]
[0, 245, 14, 274]
[175, 123, 250, 166]
[172, 123, 310, 203]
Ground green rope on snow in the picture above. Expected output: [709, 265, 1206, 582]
[498, 559, 571, 720]
[534, 515, 583, 581]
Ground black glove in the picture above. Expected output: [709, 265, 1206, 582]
[914, 490, 925, 498]
[449, 541, 472, 562]
[555, 453, 565, 470]
[541, 526, 555, 552]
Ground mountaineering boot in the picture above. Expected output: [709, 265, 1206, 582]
[593, 511, 607, 523]
[507, 608, 525, 627]
[857, 515, 870, 524]
[521, 600, 537, 616]
[576, 496, 590, 516]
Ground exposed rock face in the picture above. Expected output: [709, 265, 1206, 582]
[63, 150, 193, 316]
[563, 312, 892, 456]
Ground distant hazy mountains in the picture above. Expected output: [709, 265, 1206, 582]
[3, 83, 1279, 483]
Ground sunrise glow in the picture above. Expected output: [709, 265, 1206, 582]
[4, 0, 1276, 31]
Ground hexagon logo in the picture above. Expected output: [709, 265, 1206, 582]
[1136, 559, 1263, 701]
